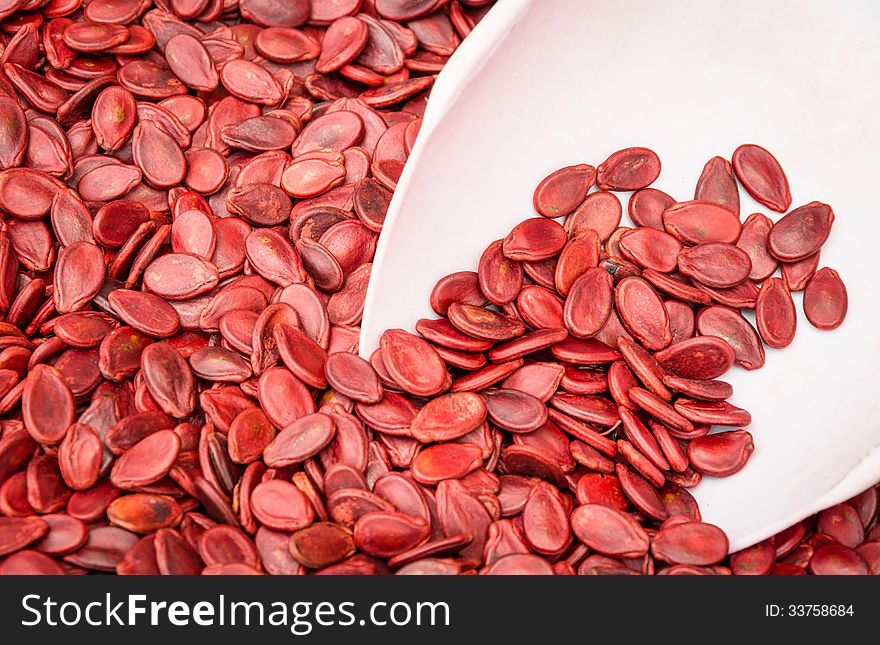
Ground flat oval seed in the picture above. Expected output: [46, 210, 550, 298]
[110, 430, 181, 489]
[250, 480, 314, 531]
[736, 212, 778, 281]
[817, 503, 865, 549]
[54, 241, 106, 313]
[447, 302, 526, 342]
[274, 323, 328, 389]
[263, 413, 337, 467]
[23, 364, 74, 444]
[411, 443, 483, 485]
[228, 408, 277, 465]
[478, 239, 523, 306]
[380, 329, 447, 397]
[483, 389, 548, 433]
[597, 147, 660, 191]
[354, 511, 430, 558]
[678, 243, 752, 288]
[782, 253, 820, 292]
[619, 227, 682, 272]
[566, 192, 622, 242]
[654, 336, 736, 380]
[533, 163, 595, 218]
[629, 188, 675, 230]
[109, 289, 181, 339]
[695, 306, 765, 370]
[522, 481, 571, 555]
[616, 336, 671, 400]
[563, 267, 613, 339]
[662, 201, 741, 245]
[107, 494, 183, 534]
[410, 392, 487, 442]
[165, 34, 219, 92]
[729, 539, 776, 575]
[503, 218, 567, 262]
[144, 253, 219, 300]
[695, 156, 740, 216]
[132, 120, 186, 189]
[756, 277, 797, 348]
[570, 503, 649, 558]
[674, 400, 752, 427]
[554, 229, 600, 296]
[0, 517, 49, 556]
[652, 521, 729, 565]
[662, 375, 733, 401]
[732, 144, 791, 212]
[614, 276, 672, 350]
[288, 522, 355, 569]
[808, 544, 869, 575]
[687, 430, 755, 476]
[767, 201, 834, 261]
[141, 342, 196, 418]
[803, 267, 848, 330]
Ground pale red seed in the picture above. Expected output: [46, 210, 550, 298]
[483, 389, 548, 433]
[108, 289, 181, 339]
[447, 302, 526, 342]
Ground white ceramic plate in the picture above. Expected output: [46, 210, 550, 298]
[361, 0, 880, 551]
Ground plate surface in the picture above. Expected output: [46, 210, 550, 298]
[361, 0, 880, 550]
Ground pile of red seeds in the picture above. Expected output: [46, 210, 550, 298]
[0, 0, 875, 576]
